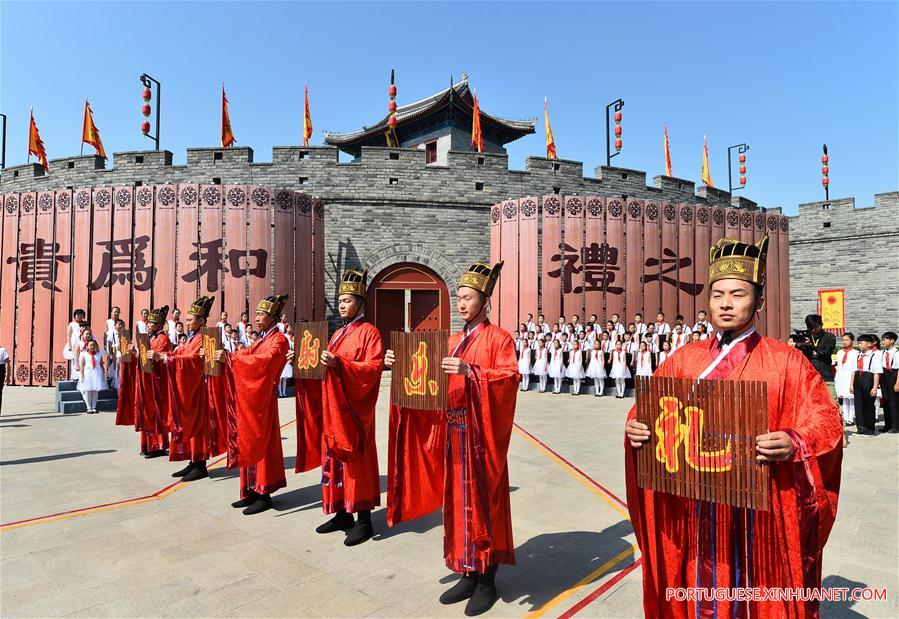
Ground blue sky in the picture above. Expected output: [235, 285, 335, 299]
[1, 1, 896, 214]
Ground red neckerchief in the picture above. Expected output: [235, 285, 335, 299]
[328, 312, 365, 352]
[839, 348, 852, 367]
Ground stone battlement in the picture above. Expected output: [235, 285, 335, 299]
[1, 144, 767, 211]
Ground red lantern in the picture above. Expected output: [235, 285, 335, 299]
[822, 166, 829, 174]
[141, 120, 151, 134]
[389, 84, 397, 97]
[388, 101, 397, 112]
[614, 111, 622, 122]
[388, 115, 397, 128]
[738, 154, 746, 163]
[740, 176, 746, 186]
[142, 103, 151, 117]
[614, 125, 622, 137]
[822, 177, 829, 186]
[822, 155, 829, 164]
[615, 138, 622, 151]
[142, 87, 152, 101]
[740, 165, 746, 174]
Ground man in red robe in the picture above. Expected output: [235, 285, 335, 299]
[149, 295, 220, 482]
[293, 269, 384, 546]
[123, 305, 173, 458]
[227, 294, 290, 515]
[625, 236, 843, 619]
[385, 261, 519, 616]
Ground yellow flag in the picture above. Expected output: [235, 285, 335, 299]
[701, 135, 714, 187]
[544, 97, 556, 159]
[664, 126, 672, 177]
[82, 99, 106, 159]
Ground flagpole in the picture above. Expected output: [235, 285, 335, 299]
[81, 100, 84, 156]
[0, 112, 6, 169]
[27, 108, 32, 164]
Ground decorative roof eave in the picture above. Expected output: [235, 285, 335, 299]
[323, 77, 535, 146]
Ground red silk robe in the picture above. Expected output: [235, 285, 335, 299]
[294, 378, 323, 473]
[134, 332, 173, 454]
[319, 318, 384, 513]
[115, 353, 136, 427]
[387, 321, 519, 573]
[231, 328, 289, 498]
[625, 333, 843, 619]
[167, 333, 209, 462]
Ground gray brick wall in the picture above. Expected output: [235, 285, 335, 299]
[2, 145, 894, 333]
[788, 192, 899, 335]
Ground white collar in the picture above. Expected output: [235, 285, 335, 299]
[699, 327, 757, 380]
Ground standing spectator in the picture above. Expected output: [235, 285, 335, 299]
[585, 340, 607, 397]
[654, 312, 671, 346]
[278, 313, 289, 334]
[531, 338, 549, 393]
[879, 331, 897, 432]
[834, 333, 859, 427]
[670, 323, 689, 352]
[105, 306, 121, 350]
[135, 308, 149, 334]
[237, 311, 252, 346]
[525, 313, 536, 333]
[65, 308, 87, 378]
[0, 344, 8, 411]
[548, 339, 566, 394]
[518, 333, 532, 392]
[77, 340, 107, 414]
[557, 315, 568, 335]
[633, 313, 647, 337]
[805, 314, 837, 381]
[570, 314, 584, 334]
[692, 310, 712, 336]
[216, 311, 229, 340]
[673, 314, 692, 336]
[535, 314, 550, 336]
[656, 340, 672, 368]
[167, 308, 182, 345]
[634, 342, 653, 377]
[853, 334, 882, 435]
[610, 313, 626, 336]
[177, 333, 188, 348]
[279, 325, 294, 397]
[565, 340, 585, 395]
[609, 340, 630, 398]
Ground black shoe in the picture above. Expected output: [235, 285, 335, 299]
[182, 462, 208, 482]
[145, 449, 167, 459]
[439, 574, 478, 605]
[242, 494, 272, 515]
[464, 582, 499, 616]
[232, 492, 258, 508]
[344, 521, 374, 546]
[172, 462, 194, 478]
[316, 511, 355, 534]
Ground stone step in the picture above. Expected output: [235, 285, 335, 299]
[56, 380, 80, 392]
[57, 388, 117, 403]
[60, 399, 118, 414]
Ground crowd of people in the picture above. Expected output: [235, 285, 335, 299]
[514, 310, 713, 397]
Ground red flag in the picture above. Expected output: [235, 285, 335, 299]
[82, 99, 106, 159]
[303, 83, 313, 147]
[221, 86, 235, 148]
[471, 89, 483, 153]
[663, 126, 672, 177]
[28, 110, 49, 174]
[544, 97, 557, 159]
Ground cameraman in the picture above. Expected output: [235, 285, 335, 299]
[805, 314, 836, 381]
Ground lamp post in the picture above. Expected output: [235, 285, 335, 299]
[0, 113, 6, 169]
[727, 143, 749, 194]
[605, 98, 624, 166]
[140, 74, 161, 150]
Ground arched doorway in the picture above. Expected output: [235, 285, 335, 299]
[366, 262, 451, 347]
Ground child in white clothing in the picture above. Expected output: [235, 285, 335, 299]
[635, 342, 653, 377]
[565, 341, 585, 395]
[77, 340, 108, 414]
[547, 340, 566, 394]
[531, 339, 549, 392]
[518, 335, 532, 391]
[834, 333, 858, 425]
[585, 340, 607, 397]
[609, 341, 631, 398]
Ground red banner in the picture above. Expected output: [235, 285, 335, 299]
[32, 191, 56, 385]
[660, 202, 677, 325]
[294, 192, 313, 322]
[274, 189, 295, 322]
[154, 185, 177, 311]
[51, 190, 74, 383]
[778, 217, 791, 337]
[625, 198, 644, 323]
[562, 196, 584, 320]
[176, 184, 200, 311]
[223, 185, 248, 324]
[132, 186, 155, 319]
[585, 196, 604, 320]
[71, 189, 92, 332]
[489, 202, 502, 324]
[541, 195, 562, 325]
[199, 185, 224, 317]
[15, 193, 37, 384]
[518, 196, 538, 322]
[111, 187, 134, 328]
[89, 187, 113, 335]
[642, 201, 661, 318]
[248, 186, 272, 310]
[677, 204, 696, 323]
[1, 195, 18, 383]
[753, 212, 768, 336]
[693, 205, 712, 319]
[499, 199, 520, 333]
[312, 197, 325, 321]
[604, 197, 625, 323]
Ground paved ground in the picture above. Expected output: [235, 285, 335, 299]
[1, 383, 896, 618]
